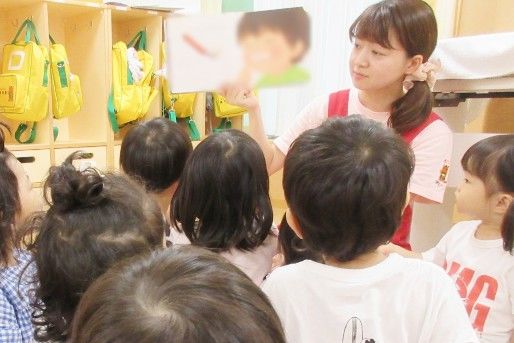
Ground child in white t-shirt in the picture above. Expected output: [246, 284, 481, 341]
[170, 130, 277, 285]
[383, 135, 514, 343]
[262, 116, 478, 343]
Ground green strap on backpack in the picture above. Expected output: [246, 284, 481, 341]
[161, 98, 201, 141]
[213, 117, 232, 133]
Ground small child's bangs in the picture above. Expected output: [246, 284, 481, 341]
[461, 138, 508, 194]
[461, 148, 483, 178]
[349, 5, 394, 49]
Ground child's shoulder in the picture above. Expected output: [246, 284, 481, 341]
[395, 253, 446, 274]
[391, 254, 458, 291]
[446, 220, 481, 238]
[0, 250, 34, 297]
[264, 260, 315, 285]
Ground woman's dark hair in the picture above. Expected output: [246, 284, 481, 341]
[277, 214, 321, 265]
[283, 116, 414, 262]
[0, 123, 20, 266]
[349, 0, 438, 134]
[172, 130, 272, 252]
[24, 151, 166, 342]
[461, 135, 514, 252]
[70, 246, 286, 343]
[120, 118, 192, 192]
[238, 7, 310, 63]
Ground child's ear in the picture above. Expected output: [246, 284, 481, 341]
[405, 54, 423, 75]
[291, 41, 305, 61]
[494, 193, 513, 215]
[285, 208, 304, 239]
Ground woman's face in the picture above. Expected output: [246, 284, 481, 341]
[349, 32, 420, 93]
[7, 156, 42, 225]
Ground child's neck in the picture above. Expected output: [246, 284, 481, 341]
[324, 250, 386, 269]
[358, 85, 404, 113]
[153, 192, 171, 218]
[475, 217, 502, 240]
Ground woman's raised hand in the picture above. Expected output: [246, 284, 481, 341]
[219, 82, 260, 113]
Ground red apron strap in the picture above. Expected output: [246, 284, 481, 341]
[401, 112, 441, 144]
[391, 204, 412, 250]
[328, 89, 350, 117]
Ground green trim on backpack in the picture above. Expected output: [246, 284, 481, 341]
[187, 117, 201, 141]
[15, 123, 37, 144]
[107, 92, 120, 133]
[213, 117, 232, 133]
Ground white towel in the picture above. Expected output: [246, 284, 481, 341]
[432, 32, 514, 80]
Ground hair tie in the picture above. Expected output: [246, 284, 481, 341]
[402, 59, 441, 94]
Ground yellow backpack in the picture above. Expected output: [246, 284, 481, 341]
[49, 35, 83, 119]
[212, 93, 247, 118]
[0, 19, 49, 143]
[161, 43, 200, 140]
[108, 30, 157, 132]
[211, 92, 250, 132]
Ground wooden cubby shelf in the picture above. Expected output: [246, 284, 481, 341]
[0, 0, 210, 187]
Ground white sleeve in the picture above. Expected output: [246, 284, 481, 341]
[273, 96, 329, 155]
[409, 120, 453, 203]
[427, 270, 479, 342]
[422, 225, 453, 267]
[505, 266, 514, 315]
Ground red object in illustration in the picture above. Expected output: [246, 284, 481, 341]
[182, 33, 217, 58]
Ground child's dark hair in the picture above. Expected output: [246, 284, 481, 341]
[278, 214, 321, 265]
[172, 130, 272, 252]
[349, 0, 438, 134]
[70, 245, 286, 343]
[237, 7, 310, 63]
[461, 135, 514, 252]
[0, 123, 20, 266]
[283, 116, 414, 262]
[24, 151, 166, 342]
[120, 118, 192, 192]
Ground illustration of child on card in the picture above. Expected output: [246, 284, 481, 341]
[165, 7, 310, 93]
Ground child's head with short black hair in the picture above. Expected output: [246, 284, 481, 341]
[283, 115, 414, 262]
[25, 152, 166, 342]
[120, 118, 192, 213]
[172, 129, 272, 252]
[71, 245, 286, 343]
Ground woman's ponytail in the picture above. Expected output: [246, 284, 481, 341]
[390, 81, 433, 134]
